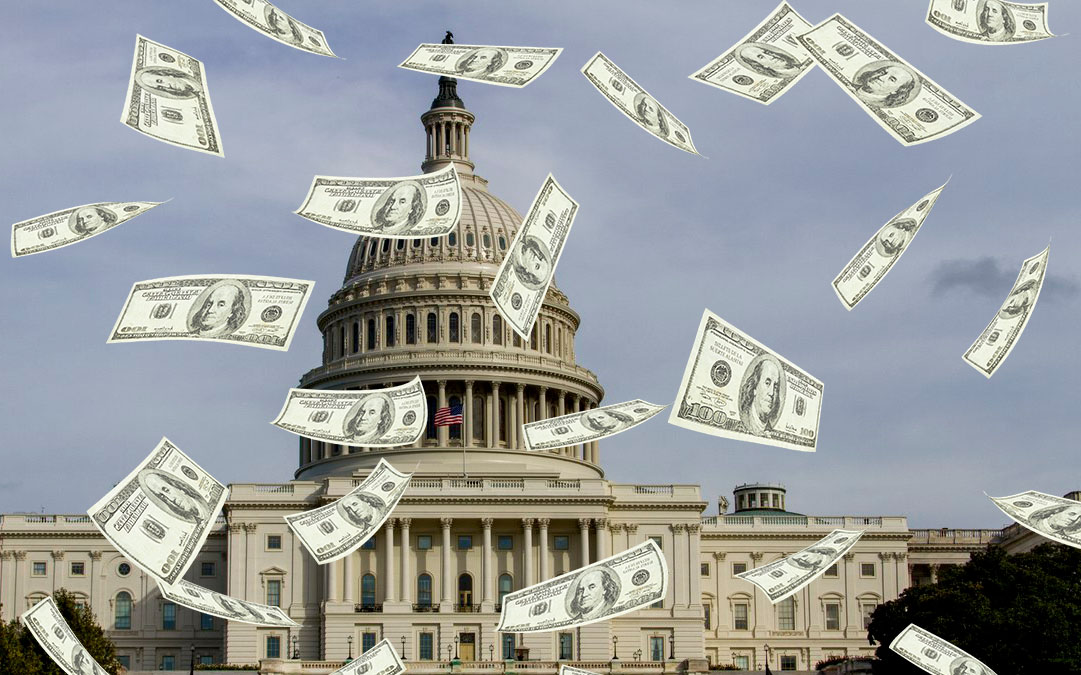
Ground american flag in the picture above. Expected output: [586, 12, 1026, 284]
[433, 404, 463, 426]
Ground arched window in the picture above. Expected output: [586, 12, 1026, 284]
[114, 592, 132, 630]
[430, 237, 439, 247]
[427, 313, 438, 343]
[351, 322, 359, 353]
[396, 239, 405, 250]
[339, 325, 346, 358]
[368, 240, 376, 259]
[498, 399, 507, 444]
[417, 573, 433, 607]
[457, 573, 473, 609]
[385, 316, 396, 347]
[498, 574, 512, 606]
[448, 396, 462, 440]
[449, 313, 460, 342]
[426, 396, 437, 440]
[530, 325, 537, 350]
[471, 313, 482, 344]
[545, 325, 551, 353]
[381, 239, 390, 253]
[493, 315, 503, 345]
[361, 574, 376, 607]
[406, 314, 416, 345]
[448, 232, 457, 247]
[472, 396, 485, 442]
[499, 235, 507, 250]
[513, 333, 520, 348]
[413, 238, 422, 249]
[466, 232, 475, 247]
[483, 233, 491, 249]
[367, 319, 376, 351]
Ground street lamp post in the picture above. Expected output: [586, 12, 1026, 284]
[764, 643, 770, 670]
[668, 635, 674, 661]
[612, 636, 619, 660]
[454, 636, 460, 660]
[446, 644, 454, 661]
[292, 634, 299, 659]
[633, 649, 642, 662]
[401, 635, 406, 660]
[489, 644, 494, 661]
[347, 636, 354, 662]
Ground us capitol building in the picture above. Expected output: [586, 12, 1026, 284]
[0, 78, 1035, 673]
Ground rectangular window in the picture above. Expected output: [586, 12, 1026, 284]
[201, 562, 215, 577]
[781, 655, 797, 670]
[32, 562, 46, 576]
[700, 562, 710, 576]
[266, 636, 281, 659]
[553, 535, 569, 550]
[649, 535, 663, 549]
[824, 563, 838, 578]
[748, 494, 756, 508]
[362, 632, 377, 653]
[501, 633, 515, 660]
[361, 535, 376, 550]
[734, 656, 749, 670]
[199, 656, 214, 666]
[266, 535, 282, 550]
[862, 603, 878, 629]
[458, 535, 472, 550]
[417, 535, 432, 550]
[70, 562, 85, 576]
[734, 603, 749, 630]
[703, 604, 711, 629]
[117, 656, 131, 670]
[558, 632, 573, 660]
[267, 579, 281, 607]
[825, 602, 841, 630]
[162, 602, 177, 630]
[772, 494, 780, 508]
[777, 597, 795, 630]
[649, 636, 664, 662]
[732, 562, 747, 575]
[497, 535, 513, 550]
[161, 655, 175, 670]
[861, 562, 876, 577]
[419, 632, 434, 660]
[201, 613, 214, 630]
[417, 575, 432, 607]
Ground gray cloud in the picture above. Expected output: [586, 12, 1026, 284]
[930, 256, 1079, 301]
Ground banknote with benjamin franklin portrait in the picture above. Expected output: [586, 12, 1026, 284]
[736, 529, 863, 603]
[22, 596, 110, 675]
[890, 624, 998, 675]
[157, 578, 298, 627]
[398, 43, 562, 87]
[926, 0, 1054, 45]
[522, 399, 666, 451]
[988, 490, 1081, 550]
[11, 201, 166, 257]
[212, 0, 337, 57]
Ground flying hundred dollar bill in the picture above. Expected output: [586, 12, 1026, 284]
[833, 181, 948, 310]
[962, 245, 1048, 377]
[272, 377, 426, 448]
[285, 458, 411, 564]
[689, 2, 816, 105]
[88, 437, 227, 585]
[11, 201, 165, 258]
[582, 52, 701, 155]
[890, 624, 998, 675]
[398, 43, 562, 87]
[669, 309, 822, 452]
[926, 0, 1054, 44]
[737, 529, 863, 603]
[522, 399, 666, 451]
[212, 0, 337, 56]
[988, 490, 1081, 550]
[295, 165, 461, 238]
[328, 639, 405, 675]
[490, 174, 578, 340]
[158, 579, 298, 627]
[796, 15, 980, 145]
[107, 274, 314, 351]
[121, 35, 223, 157]
[496, 540, 667, 632]
[22, 597, 110, 675]
[560, 667, 600, 675]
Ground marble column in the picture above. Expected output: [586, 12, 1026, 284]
[507, 393, 517, 450]
[590, 439, 600, 465]
[464, 381, 474, 448]
[491, 382, 501, 448]
[343, 551, 355, 605]
[571, 395, 581, 458]
[594, 519, 609, 559]
[557, 392, 567, 455]
[894, 553, 909, 597]
[625, 524, 638, 548]
[671, 524, 687, 607]
[12, 552, 25, 618]
[522, 518, 534, 586]
[326, 559, 340, 603]
[385, 519, 397, 602]
[88, 550, 102, 615]
[485, 385, 494, 448]
[688, 524, 702, 609]
[537, 518, 550, 581]
[843, 553, 859, 635]
[437, 380, 448, 446]
[538, 387, 548, 422]
[227, 523, 244, 599]
[515, 384, 526, 449]
[400, 518, 412, 604]
[440, 518, 453, 606]
[578, 518, 591, 568]
[50, 551, 64, 592]
[481, 518, 494, 609]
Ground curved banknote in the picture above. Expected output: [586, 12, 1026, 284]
[12, 201, 165, 258]
[158, 578, 298, 627]
[522, 399, 666, 451]
[490, 174, 578, 340]
[212, 0, 336, 57]
[927, 0, 1053, 44]
[121, 35, 223, 157]
[496, 540, 667, 632]
[689, 2, 816, 105]
[22, 597, 110, 675]
[285, 458, 411, 564]
[833, 181, 948, 310]
[581, 52, 700, 155]
[890, 624, 998, 675]
[560, 667, 599, 675]
[88, 437, 227, 585]
[963, 245, 1048, 377]
[796, 15, 980, 145]
[669, 309, 822, 452]
[329, 639, 405, 675]
[272, 377, 426, 448]
[398, 43, 562, 87]
[295, 165, 461, 238]
[737, 529, 863, 603]
[989, 490, 1081, 549]
[107, 274, 314, 351]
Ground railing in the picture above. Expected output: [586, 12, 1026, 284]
[412, 603, 439, 613]
[449, 479, 483, 489]
[633, 485, 673, 496]
[489, 479, 524, 489]
[546, 479, 580, 489]
[412, 478, 443, 489]
[455, 603, 481, 613]
[302, 350, 601, 385]
[700, 516, 717, 525]
[254, 484, 295, 494]
[813, 516, 846, 526]
[24, 516, 56, 523]
[354, 603, 383, 613]
[702, 514, 895, 528]
[909, 528, 1005, 544]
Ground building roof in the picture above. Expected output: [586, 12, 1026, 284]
[730, 508, 805, 517]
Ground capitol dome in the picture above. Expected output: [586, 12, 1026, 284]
[295, 76, 604, 481]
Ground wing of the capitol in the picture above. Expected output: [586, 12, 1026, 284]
[0, 76, 1065, 674]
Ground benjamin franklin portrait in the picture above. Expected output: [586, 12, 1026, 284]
[370, 180, 426, 234]
[977, 0, 1016, 40]
[343, 393, 395, 443]
[335, 491, 387, 529]
[213, 592, 248, 619]
[633, 92, 669, 138]
[68, 206, 118, 237]
[510, 235, 552, 290]
[1027, 501, 1081, 538]
[736, 42, 803, 79]
[134, 66, 203, 99]
[786, 546, 837, 571]
[580, 408, 633, 435]
[875, 218, 917, 257]
[565, 564, 621, 623]
[455, 47, 507, 76]
[265, 6, 303, 45]
[852, 60, 921, 108]
[998, 279, 1037, 319]
[738, 353, 786, 436]
[186, 280, 252, 338]
[71, 646, 105, 675]
[949, 656, 992, 675]
[137, 468, 211, 524]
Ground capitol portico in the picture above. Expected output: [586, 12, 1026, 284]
[0, 76, 1020, 673]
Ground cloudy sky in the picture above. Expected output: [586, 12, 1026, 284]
[2, 2, 1079, 528]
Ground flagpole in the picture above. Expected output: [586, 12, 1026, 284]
[462, 421, 467, 477]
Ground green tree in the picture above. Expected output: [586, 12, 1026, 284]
[0, 589, 119, 675]
[867, 543, 1081, 674]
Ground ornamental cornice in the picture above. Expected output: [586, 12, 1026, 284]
[607, 503, 709, 512]
[396, 496, 615, 507]
[907, 545, 989, 553]
[700, 532, 912, 542]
